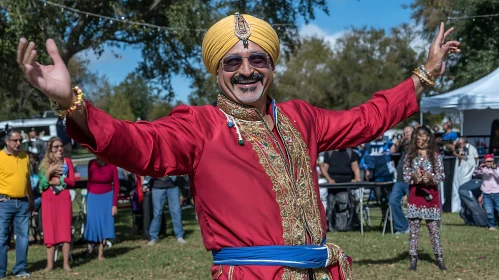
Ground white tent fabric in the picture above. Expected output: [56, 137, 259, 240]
[420, 67, 499, 113]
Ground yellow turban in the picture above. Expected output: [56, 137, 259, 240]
[202, 13, 280, 76]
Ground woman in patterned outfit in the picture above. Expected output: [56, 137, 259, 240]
[403, 126, 447, 271]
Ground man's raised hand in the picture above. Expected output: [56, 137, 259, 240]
[424, 22, 461, 77]
[17, 38, 73, 108]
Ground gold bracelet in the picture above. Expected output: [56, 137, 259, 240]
[412, 66, 436, 87]
[51, 86, 85, 118]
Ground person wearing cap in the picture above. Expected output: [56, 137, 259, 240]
[17, 12, 460, 280]
[474, 154, 499, 230]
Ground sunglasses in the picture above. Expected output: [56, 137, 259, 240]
[9, 138, 22, 143]
[52, 145, 64, 149]
[485, 160, 494, 163]
[221, 52, 270, 72]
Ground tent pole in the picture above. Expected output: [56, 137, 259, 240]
[420, 111, 424, 126]
[459, 110, 464, 136]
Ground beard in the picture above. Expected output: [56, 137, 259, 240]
[233, 86, 265, 104]
[230, 72, 266, 104]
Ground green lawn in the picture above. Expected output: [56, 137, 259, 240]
[5, 208, 499, 279]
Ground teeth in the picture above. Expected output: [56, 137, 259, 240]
[238, 80, 257, 84]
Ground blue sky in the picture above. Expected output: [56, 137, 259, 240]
[84, 0, 415, 104]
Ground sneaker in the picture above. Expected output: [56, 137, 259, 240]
[14, 272, 31, 278]
[489, 227, 497, 231]
[176, 237, 187, 244]
[395, 229, 409, 235]
[147, 240, 157, 246]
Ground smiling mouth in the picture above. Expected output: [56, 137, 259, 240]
[237, 80, 258, 84]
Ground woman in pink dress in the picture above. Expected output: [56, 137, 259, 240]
[84, 157, 119, 260]
[403, 126, 446, 271]
[38, 137, 75, 271]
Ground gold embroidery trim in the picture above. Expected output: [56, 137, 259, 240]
[217, 94, 260, 121]
[228, 265, 234, 280]
[217, 96, 350, 279]
[325, 243, 353, 280]
[216, 265, 223, 279]
[238, 109, 328, 278]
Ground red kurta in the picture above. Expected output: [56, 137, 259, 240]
[66, 78, 418, 279]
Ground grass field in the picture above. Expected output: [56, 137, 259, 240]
[4, 207, 499, 279]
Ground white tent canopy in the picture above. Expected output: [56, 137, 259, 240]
[420, 67, 499, 114]
[420, 67, 499, 136]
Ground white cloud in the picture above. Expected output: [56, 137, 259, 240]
[299, 24, 345, 49]
[299, 22, 430, 55]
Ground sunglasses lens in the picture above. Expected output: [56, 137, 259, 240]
[248, 53, 268, 68]
[223, 55, 243, 72]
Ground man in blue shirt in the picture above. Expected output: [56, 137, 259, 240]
[442, 121, 458, 142]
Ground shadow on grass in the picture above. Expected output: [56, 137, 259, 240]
[27, 245, 138, 273]
[443, 223, 486, 227]
[356, 252, 435, 266]
[112, 207, 199, 242]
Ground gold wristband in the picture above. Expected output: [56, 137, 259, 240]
[413, 66, 436, 88]
[51, 86, 85, 118]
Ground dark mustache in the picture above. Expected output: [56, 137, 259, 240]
[231, 73, 264, 84]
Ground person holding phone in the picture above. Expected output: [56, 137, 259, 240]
[403, 127, 446, 271]
[38, 137, 75, 272]
[474, 154, 499, 230]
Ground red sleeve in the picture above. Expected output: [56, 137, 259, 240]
[65, 102, 204, 177]
[63, 158, 76, 188]
[316, 78, 418, 152]
[112, 166, 120, 206]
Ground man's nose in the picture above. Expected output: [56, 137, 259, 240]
[238, 58, 253, 77]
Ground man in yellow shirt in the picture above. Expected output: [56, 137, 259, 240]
[0, 130, 34, 278]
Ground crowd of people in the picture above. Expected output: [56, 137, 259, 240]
[4, 8, 495, 279]
[0, 130, 188, 278]
[317, 119, 499, 271]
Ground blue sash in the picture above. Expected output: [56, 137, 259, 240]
[212, 242, 329, 269]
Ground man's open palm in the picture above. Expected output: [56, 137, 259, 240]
[17, 38, 73, 107]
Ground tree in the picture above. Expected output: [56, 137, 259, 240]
[88, 76, 114, 113]
[271, 37, 335, 106]
[274, 25, 425, 110]
[108, 92, 135, 121]
[188, 73, 219, 106]
[148, 100, 177, 121]
[409, 0, 499, 90]
[1, 0, 329, 119]
[113, 72, 155, 120]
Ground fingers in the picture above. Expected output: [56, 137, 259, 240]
[22, 41, 36, 65]
[27, 49, 37, 65]
[46, 39, 64, 66]
[442, 27, 455, 42]
[16, 38, 28, 66]
[445, 40, 460, 48]
[432, 22, 445, 45]
[446, 41, 461, 54]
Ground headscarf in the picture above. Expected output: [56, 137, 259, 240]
[202, 13, 280, 76]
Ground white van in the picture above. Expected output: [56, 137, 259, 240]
[0, 117, 59, 142]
